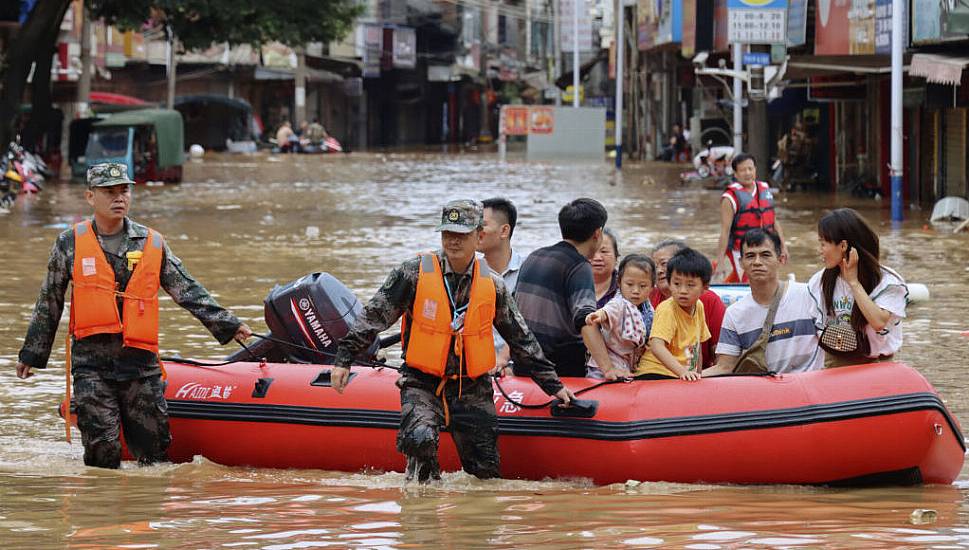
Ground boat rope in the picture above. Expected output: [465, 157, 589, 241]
[164, 333, 618, 411]
[160, 332, 398, 371]
[493, 373, 621, 409]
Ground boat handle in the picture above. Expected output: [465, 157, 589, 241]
[252, 377, 274, 398]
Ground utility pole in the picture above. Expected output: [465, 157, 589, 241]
[572, 0, 580, 107]
[295, 47, 307, 125]
[77, 6, 91, 116]
[166, 27, 177, 109]
[890, 0, 904, 221]
[746, 45, 769, 172]
[614, 0, 623, 168]
[732, 42, 743, 153]
[553, 0, 562, 105]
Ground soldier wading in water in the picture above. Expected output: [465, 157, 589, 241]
[16, 163, 252, 469]
[332, 199, 574, 482]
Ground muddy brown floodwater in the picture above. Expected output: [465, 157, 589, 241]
[2, 151, 968, 548]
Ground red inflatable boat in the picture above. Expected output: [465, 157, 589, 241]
[58, 273, 964, 485]
[107, 360, 962, 486]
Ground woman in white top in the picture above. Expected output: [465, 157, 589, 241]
[808, 208, 907, 367]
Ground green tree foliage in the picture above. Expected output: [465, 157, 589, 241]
[1, 0, 364, 151]
[86, 0, 364, 50]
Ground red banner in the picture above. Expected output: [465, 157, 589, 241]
[814, 0, 852, 55]
[501, 106, 530, 136]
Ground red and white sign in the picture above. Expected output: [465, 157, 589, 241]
[529, 107, 555, 134]
[501, 106, 530, 136]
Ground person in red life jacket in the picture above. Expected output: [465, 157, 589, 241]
[15, 163, 252, 469]
[331, 199, 574, 483]
[649, 239, 725, 370]
[714, 153, 789, 283]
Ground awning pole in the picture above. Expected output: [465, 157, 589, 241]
[890, 0, 904, 222]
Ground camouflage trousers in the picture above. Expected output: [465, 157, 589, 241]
[396, 371, 500, 481]
[73, 373, 171, 469]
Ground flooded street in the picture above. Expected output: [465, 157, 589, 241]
[2, 150, 969, 547]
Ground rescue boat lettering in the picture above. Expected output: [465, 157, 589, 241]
[174, 382, 236, 400]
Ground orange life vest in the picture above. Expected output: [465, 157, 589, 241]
[70, 220, 164, 354]
[405, 254, 497, 378]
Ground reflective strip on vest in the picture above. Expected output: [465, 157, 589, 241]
[70, 221, 164, 354]
[405, 254, 497, 378]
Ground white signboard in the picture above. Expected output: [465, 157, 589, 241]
[727, 0, 788, 44]
[560, 0, 594, 52]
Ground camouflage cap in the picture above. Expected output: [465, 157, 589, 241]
[87, 163, 135, 188]
[435, 199, 483, 233]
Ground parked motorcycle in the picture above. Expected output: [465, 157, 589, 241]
[6, 141, 44, 194]
[680, 141, 734, 188]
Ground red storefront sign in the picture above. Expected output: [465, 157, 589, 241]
[814, 0, 852, 54]
[501, 106, 530, 136]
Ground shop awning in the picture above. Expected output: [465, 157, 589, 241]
[910, 53, 969, 86]
[787, 54, 910, 78]
[254, 66, 343, 83]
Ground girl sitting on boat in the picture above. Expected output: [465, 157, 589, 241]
[585, 254, 656, 379]
[807, 208, 907, 368]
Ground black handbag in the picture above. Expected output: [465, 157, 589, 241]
[818, 323, 870, 358]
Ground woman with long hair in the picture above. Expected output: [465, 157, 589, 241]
[807, 208, 907, 367]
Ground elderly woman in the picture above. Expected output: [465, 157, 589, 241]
[592, 228, 620, 308]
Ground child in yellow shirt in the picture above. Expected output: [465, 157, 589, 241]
[635, 248, 712, 380]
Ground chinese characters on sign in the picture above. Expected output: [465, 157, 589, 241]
[501, 106, 556, 136]
[560, 0, 594, 52]
[874, 0, 907, 54]
[502, 106, 530, 136]
[530, 107, 554, 134]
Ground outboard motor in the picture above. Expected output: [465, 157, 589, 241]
[227, 273, 378, 363]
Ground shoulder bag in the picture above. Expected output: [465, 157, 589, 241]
[734, 281, 787, 374]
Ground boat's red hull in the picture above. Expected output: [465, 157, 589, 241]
[101, 361, 963, 485]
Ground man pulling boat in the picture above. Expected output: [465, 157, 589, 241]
[331, 199, 574, 483]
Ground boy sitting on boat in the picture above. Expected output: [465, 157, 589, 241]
[635, 248, 713, 380]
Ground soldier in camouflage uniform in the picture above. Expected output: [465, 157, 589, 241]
[16, 163, 252, 469]
[332, 199, 574, 483]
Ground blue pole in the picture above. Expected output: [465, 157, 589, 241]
[615, 144, 622, 169]
[889, 0, 903, 222]
[891, 174, 903, 221]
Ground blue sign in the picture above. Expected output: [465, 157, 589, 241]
[786, 0, 807, 46]
[875, 0, 908, 53]
[743, 52, 771, 66]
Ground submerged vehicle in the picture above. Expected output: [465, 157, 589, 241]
[85, 108, 184, 183]
[174, 95, 259, 152]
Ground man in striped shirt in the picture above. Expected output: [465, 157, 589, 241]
[706, 229, 823, 375]
[515, 198, 614, 378]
